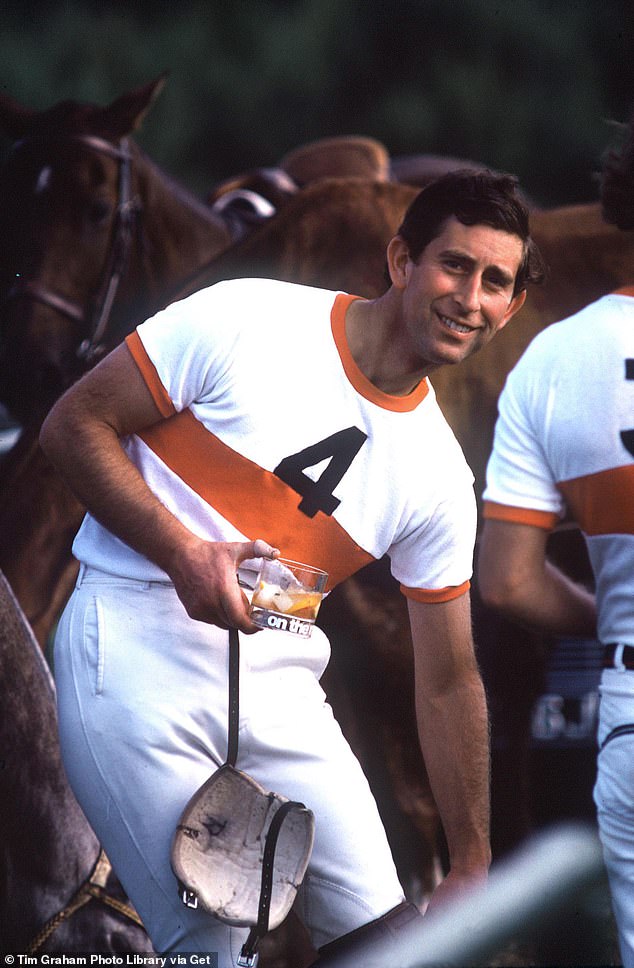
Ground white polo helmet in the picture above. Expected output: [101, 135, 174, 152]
[171, 763, 314, 959]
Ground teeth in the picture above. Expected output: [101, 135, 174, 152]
[441, 315, 473, 334]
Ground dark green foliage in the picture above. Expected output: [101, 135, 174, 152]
[0, 0, 632, 204]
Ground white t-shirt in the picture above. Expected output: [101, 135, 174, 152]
[483, 290, 634, 645]
[73, 278, 476, 602]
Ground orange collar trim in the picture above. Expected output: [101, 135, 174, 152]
[331, 293, 429, 413]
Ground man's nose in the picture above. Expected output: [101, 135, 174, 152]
[454, 275, 481, 312]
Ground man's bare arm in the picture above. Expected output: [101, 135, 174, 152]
[477, 519, 597, 637]
[40, 343, 278, 631]
[407, 593, 490, 914]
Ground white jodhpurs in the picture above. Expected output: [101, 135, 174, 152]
[53, 566, 404, 963]
[594, 668, 634, 968]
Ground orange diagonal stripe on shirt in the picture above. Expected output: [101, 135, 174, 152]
[558, 464, 634, 535]
[126, 331, 176, 418]
[137, 409, 375, 589]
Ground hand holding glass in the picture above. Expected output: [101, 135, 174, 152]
[249, 558, 328, 637]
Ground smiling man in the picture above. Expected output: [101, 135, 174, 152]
[347, 212, 531, 386]
[40, 169, 545, 965]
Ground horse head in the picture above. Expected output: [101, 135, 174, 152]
[0, 76, 168, 424]
[0, 75, 238, 428]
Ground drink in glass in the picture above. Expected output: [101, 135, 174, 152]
[250, 558, 328, 637]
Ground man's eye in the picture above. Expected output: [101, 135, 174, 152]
[485, 275, 507, 291]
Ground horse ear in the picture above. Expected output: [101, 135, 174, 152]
[99, 72, 169, 139]
[0, 91, 36, 140]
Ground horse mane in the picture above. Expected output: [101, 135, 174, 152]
[133, 141, 227, 224]
[599, 111, 634, 231]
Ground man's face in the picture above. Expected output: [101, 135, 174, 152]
[390, 216, 526, 372]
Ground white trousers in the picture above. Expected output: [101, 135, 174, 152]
[594, 668, 634, 968]
[54, 567, 404, 963]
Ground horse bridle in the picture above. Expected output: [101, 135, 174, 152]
[25, 847, 144, 953]
[6, 133, 141, 365]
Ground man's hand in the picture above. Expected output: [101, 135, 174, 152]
[424, 867, 488, 920]
[168, 536, 279, 632]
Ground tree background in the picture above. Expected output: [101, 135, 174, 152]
[1, 0, 632, 206]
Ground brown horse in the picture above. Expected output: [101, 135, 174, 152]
[0, 76, 290, 645]
[0, 75, 237, 427]
[0, 569, 153, 953]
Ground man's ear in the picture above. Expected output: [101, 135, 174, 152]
[386, 236, 411, 290]
[498, 288, 527, 332]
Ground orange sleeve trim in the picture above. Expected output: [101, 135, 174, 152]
[137, 409, 375, 590]
[482, 500, 559, 530]
[400, 580, 471, 603]
[614, 286, 634, 298]
[125, 331, 176, 419]
[331, 294, 429, 412]
[558, 464, 634, 536]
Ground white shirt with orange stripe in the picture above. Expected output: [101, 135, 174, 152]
[72, 278, 476, 603]
[483, 289, 634, 646]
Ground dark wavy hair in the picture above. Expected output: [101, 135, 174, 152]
[391, 168, 546, 295]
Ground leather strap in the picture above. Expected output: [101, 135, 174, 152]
[600, 723, 634, 751]
[238, 799, 300, 965]
[26, 848, 143, 953]
[227, 627, 240, 766]
[603, 643, 634, 670]
[227, 627, 308, 964]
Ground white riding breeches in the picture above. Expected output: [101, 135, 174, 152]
[594, 668, 634, 968]
[53, 566, 404, 963]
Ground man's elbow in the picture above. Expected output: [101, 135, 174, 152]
[477, 566, 526, 617]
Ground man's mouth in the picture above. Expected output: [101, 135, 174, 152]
[439, 314, 477, 335]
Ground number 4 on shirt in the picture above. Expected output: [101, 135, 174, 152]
[622, 359, 634, 459]
[274, 426, 367, 518]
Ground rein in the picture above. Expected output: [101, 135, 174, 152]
[6, 133, 141, 365]
[26, 847, 144, 954]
